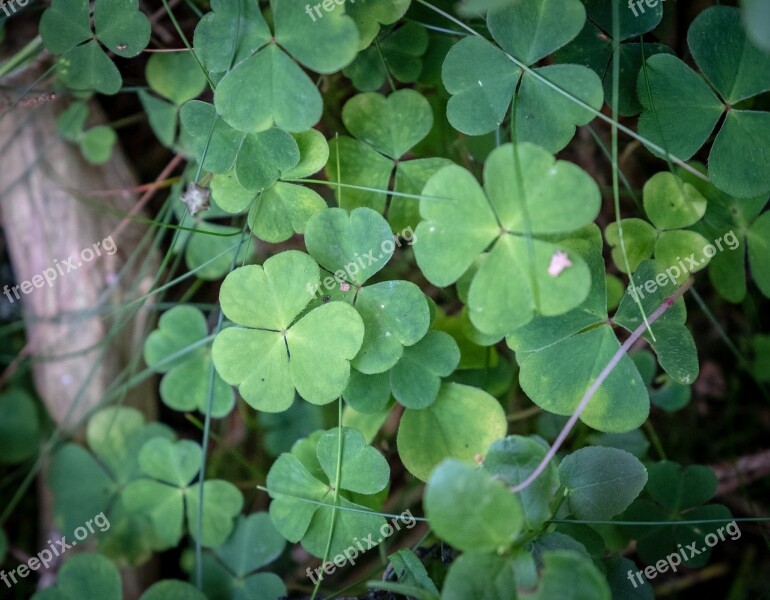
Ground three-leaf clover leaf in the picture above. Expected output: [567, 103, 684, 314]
[123, 437, 243, 549]
[143, 306, 235, 418]
[212, 250, 365, 411]
[622, 461, 733, 568]
[327, 89, 452, 231]
[414, 143, 601, 336]
[40, 0, 151, 94]
[304, 207, 431, 373]
[637, 6, 770, 197]
[441, 0, 604, 150]
[197, 0, 358, 134]
[200, 513, 287, 600]
[266, 427, 390, 557]
[56, 102, 117, 165]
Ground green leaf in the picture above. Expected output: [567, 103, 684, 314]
[531, 551, 610, 600]
[80, 126, 116, 164]
[249, 182, 326, 243]
[179, 100, 245, 173]
[215, 45, 323, 133]
[39, 0, 93, 55]
[353, 281, 431, 374]
[559, 446, 648, 520]
[390, 157, 453, 233]
[284, 129, 330, 179]
[235, 128, 300, 192]
[583, 0, 663, 40]
[305, 207, 395, 286]
[742, 0, 770, 52]
[57, 101, 88, 141]
[484, 435, 557, 530]
[605, 218, 656, 274]
[146, 52, 207, 105]
[30, 554, 121, 600]
[343, 369, 392, 413]
[266, 428, 389, 557]
[643, 172, 707, 230]
[342, 90, 433, 160]
[139, 91, 178, 147]
[636, 54, 723, 161]
[57, 41, 122, 95]
[316, 427, 390, 494]
[390, 331, 460, 409]
[273, 0, 359, 74]
[709, 110, 770, 198]
[441, 553, 517, 600]
[0, 387, 40, 463]
[513, 64, 603, 153]
[94, 0, 151, 58]
[346, 0, 411, 49]
[138, 437, 201, 486]
[388, 549, 440, 596]
[519, 324, 649, 432]
[688, 6, 770, 104]
[327, 136, 393, 212]
[213, 252, 365, 410]
[193, 0, 272, 74]
[488, 0, 586, 65]
[425, 459, 523, 552]
[397, 382, 507, 481]
[185, 480, 245, 547]
[140, 581, 208, 600]
[214, 513, 285, 577]
[442, 36, 521, 135]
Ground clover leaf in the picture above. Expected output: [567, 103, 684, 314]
[40, 0, 151, 94]
[327, 89, 451, 231]
[266, 427, 390, 557]
[143, 306, 234, 418]
[30, 554, 121, 600]
[199, 0, 358, 134]
[638, 6, 770, 197]
[441, 1, 604, 148]
[554, 0, 669, 115]
[123, 437, 243, 548]
[605, 172, 711, 275]
[622, 461, 733, 568]
[56, 102, 117, 165]
[397, 382, 507, 481]
[212, 251, 365, 411]
[49, 408, 175, 563]
[346, 0, 411, 49]
[200, 513, 286, 600]
[304, 207, 431, 373]
[415, 143, 600, 336]
[509, 226, 651, 433]
[425, 459, 524, 552]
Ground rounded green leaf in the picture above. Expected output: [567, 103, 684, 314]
[346, 0, 411, 49]
[397, 382, 507, 481]
[273, 0, 359, 74]
[742, 0, 770, 52]
[605, 218, 657, 274]
[488, 0, 586, 65]
[284, 129, 330, 179]
[425, 459, 523, 552]
[531, 551, 610, 600]
[30, 554, 121, 600]
[342, 90, 433, 159]
[57, 41, 122, 95]
[39, 0, 92, 55]
[139, 437, 201, 486]
[305, 207, 395, 286]
[643, 172, 707, 230]
[441, 552, 517, 600]
[709, 110, 770, 198]
[326, 136, 394, 212]
[352, 281, 431, 374]
[316, 427, 390, 494]
[80, 126, 116, 165]
[146, 52, 207, 105]
[215, 45, 323, 133]
[214, 513, 285, 577]
[93, 0, 150, 58]
[654, 230, 711, 274]
[179, 100, 245, 173]
[343, 369, 392, 413]
[235, 128, 301, 192]
[559, 446, 648, 520]
[688, 6, 770, 104]
[390, 330, 460, 409]
[249, 182, 326, 244]
[193, 0, 272, 74]
[442, 36, 521, 135]
[636, 54, 723, 161]
[185, 480, 244, 547]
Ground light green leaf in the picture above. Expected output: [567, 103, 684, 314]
[138, 438, 201, 486]
[57, 41, 122, 95]
[559, 446, 648, 520]
[250, 182, 326, 243]
[397, 382, 507, 481]
[605, 218, 656, 274]
[425, 459, 523, 552]
[80, 126, 116, 165]
[316, 427, 390, 494]
[39, 0, 92, 55]
[643, 172, 707, 229]
[327, 136, 394, 212]
[235, 128, 300, 192]
[346, 0, 411, 49]
[179, 100, 245, 173]
[441, 553, 516, 600]
[185, 480, 244, 547]
[390, 331, 460, 409]
[213, 513, 285, 577]
[94, 0, 151, 58]
[146, 52, 207, 105]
